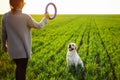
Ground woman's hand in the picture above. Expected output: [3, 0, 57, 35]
[44, 12, 50, 19]
[2, 45, 7, 52]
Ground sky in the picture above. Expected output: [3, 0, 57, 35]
[0, 0, 120, 14]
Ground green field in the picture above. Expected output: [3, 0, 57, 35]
[0, 15, 120, 80]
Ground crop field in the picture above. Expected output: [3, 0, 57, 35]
[0, 15, 120, 80]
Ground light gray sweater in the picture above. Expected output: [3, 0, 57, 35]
[2, 10, 47, 59]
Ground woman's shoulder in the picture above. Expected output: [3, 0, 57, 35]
[2, 11, 32, 21]
[2, 11, 11, 20]
[22, 13, 32, 19]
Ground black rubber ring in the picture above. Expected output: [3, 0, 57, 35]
[45, 3, 57, 20]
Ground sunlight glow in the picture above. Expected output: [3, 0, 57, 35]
[0, 0, 120, 14]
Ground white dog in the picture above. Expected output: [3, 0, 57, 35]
[66, 43, 84, 71]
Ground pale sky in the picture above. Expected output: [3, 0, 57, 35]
[0, 0, 120, 14]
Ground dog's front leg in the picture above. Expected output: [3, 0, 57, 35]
[81, 61, 84, 71]
[66, 59, 70, 72]
[75, 62, 78, 70]
[66, 63, 69, 71]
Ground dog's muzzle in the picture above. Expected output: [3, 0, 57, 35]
[69, 48, 74, 51]
[69, 45, 74, 51]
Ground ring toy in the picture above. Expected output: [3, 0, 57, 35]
[45, 3, 57, 20]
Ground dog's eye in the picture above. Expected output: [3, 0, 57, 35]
[69, 44, 71, 48]
[72, 44, 74, 46]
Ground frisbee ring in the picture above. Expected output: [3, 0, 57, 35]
[45, 3, 57, 20]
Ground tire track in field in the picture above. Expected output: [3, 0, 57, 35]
[86, 17, 91, 56]
[79, 17, 92, 80]
[83, 17, 100, 80]
[93, 18, 117, 80]
[83, 17, 92, 80]
[77, 17, 92, 80]
[77, 24, 87, 50]
[91, 17, 101, 80]
[78, 27, 86, 80]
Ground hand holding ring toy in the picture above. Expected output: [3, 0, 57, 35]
[45, 2, 57, 20]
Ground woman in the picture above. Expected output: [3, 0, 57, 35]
[1, 0, 49, 80]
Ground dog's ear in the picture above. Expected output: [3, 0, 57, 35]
[75, 45, 77, 50]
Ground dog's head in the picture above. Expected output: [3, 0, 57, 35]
[68, 43, 77, 51]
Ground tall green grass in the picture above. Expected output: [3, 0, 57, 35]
[0, 15, 120, 80]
